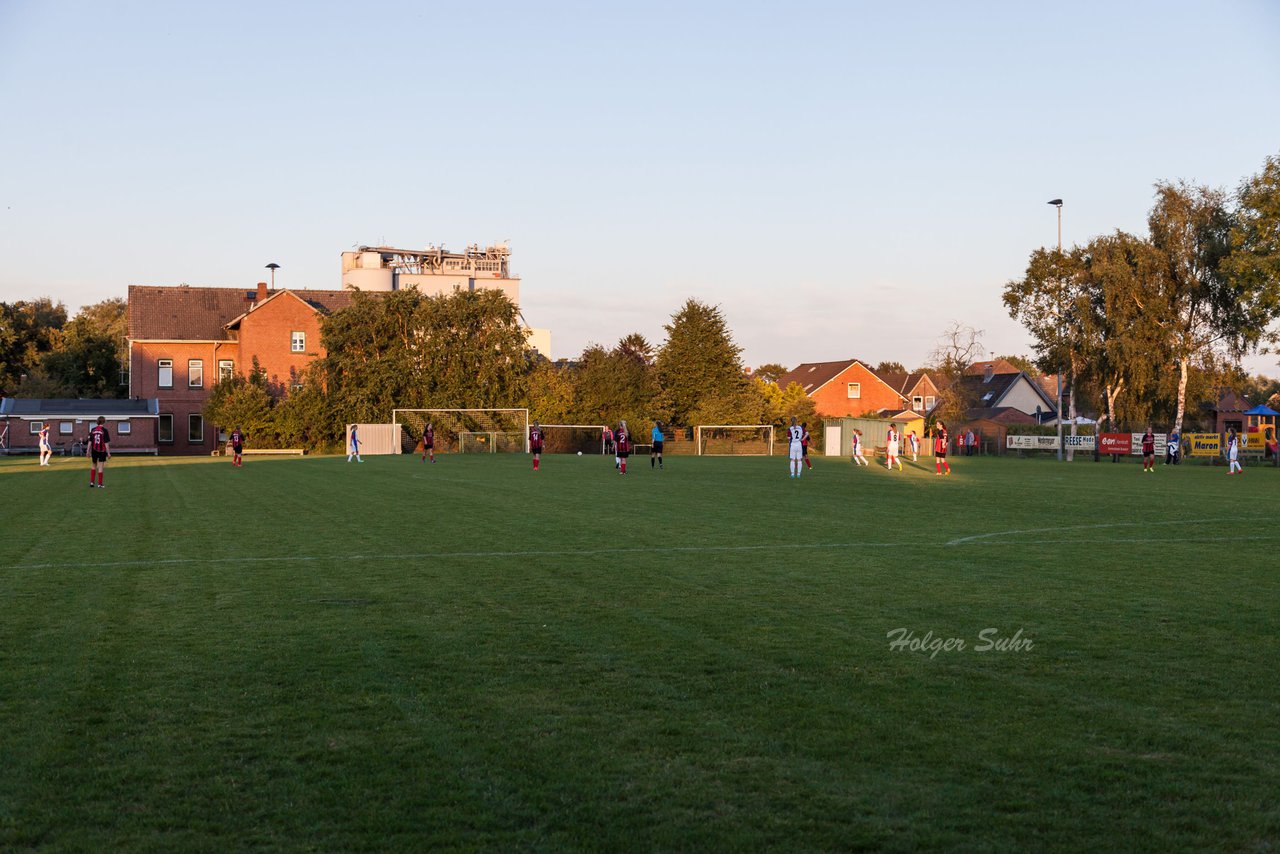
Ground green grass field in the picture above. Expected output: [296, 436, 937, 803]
[2, 451, 1277, 851]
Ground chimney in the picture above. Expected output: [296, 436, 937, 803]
[256, 282, 268, 302]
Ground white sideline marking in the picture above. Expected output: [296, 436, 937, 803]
[945, 518, 1232, 546]
[12, 518, 1270, 571]
[10, 541, 913, 571]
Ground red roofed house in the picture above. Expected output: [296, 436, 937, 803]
[879, 370, 945, 414]
[775, 360, 908, 418]
[128, 283, 353, 454]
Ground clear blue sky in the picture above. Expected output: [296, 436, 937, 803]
[2, 0, 1278, 375]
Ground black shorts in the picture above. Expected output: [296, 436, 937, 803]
[423, 441, 433, 449]
[530, 444, 543, 454]
[618, 450, 630, 458]
[801, 445, 809, 456]
[91, 451, 108, 464]
[936, 450, 947, 459]
[232, 444, 243, 454]
[652, 441, 664, 453]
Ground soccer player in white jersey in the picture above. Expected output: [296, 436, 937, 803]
[885, 423, 902, 471]
[1226, 428, 1242, 475]
[787, 416, 805, 478]
[850, 429, 868, 466]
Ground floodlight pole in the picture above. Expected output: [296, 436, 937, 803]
[266, 262, 280, 291]
[1049, 199, 1065, 461]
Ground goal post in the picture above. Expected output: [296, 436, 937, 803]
[391, 409, 530, 454]
[695, 425, 775, 456]
[539, 424, 609, 455]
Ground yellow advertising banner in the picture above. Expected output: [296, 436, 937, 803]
[1187, 433, 1221, 456]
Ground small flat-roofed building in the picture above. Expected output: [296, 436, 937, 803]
[1, 397, 161, 455]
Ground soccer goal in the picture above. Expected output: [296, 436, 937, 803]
[392, 409, 530, 454]
[694, 425, 775, 456]
[539, 424, 609, 455]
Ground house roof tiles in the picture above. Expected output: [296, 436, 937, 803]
[128, 285, 354, 341]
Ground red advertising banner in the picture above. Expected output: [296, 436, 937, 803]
[1099, 433, 1130, 455]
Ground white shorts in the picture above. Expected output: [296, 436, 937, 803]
[887, 443, 899, 456]
[789, 443, 803, 460]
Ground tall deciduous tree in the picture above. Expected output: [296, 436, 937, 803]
[655, 299, 750, 425]
[1222, 152, 1280, 356]
[526, 360, 576, 424]
[928, 321, 985, 420]
[0, 298, 66, 395]
[873, 360, 907, 376]
[1074, 232, 1168, 431]
[1146, 181, 1237, 433]
[570, 337, 658, 428]
[41, 297, 128, 398]
[753, 363, 789, 384]
[316, 288, 535, 433]
[758, 378, 817, 428]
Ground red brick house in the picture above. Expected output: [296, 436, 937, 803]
[776, 360, 908, 418]
[128, 283, 352, 454]
[879, 370, 944, 414]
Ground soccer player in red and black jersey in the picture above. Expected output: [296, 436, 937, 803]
[421, 423, 435, 463]
[934, 422, 951, 476]
[615, 420, 631, 474]
[1141, 426, 1156, 473]
[801, 422, 813, 470]
[529, 421, 545, 471]
[88, 416, 111, 488]
[230, 426, 245, 467]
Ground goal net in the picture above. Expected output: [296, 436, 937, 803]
[539, 424, 608, 455]
[695, 425, 774, 456]
[392, 409, 530, 454]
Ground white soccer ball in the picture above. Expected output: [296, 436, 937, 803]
[577, 451, 583, 456]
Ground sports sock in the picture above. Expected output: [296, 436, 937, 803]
[621, 461, 626, 474]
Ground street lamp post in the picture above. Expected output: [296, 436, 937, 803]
[266, 262, 280, 291]
[1048, 199, 1064, 461]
